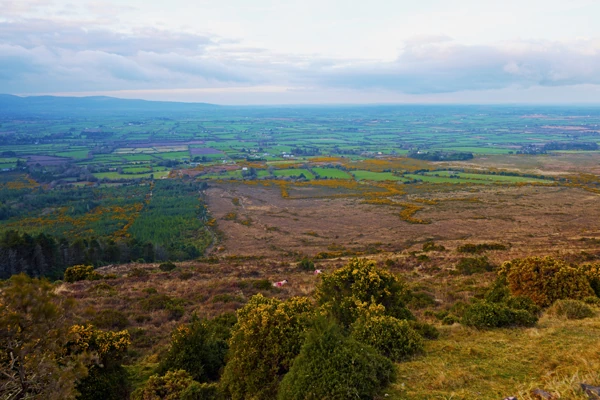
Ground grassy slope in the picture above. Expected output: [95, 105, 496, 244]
[390, 316, 600, 399]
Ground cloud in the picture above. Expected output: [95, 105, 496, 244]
[311, 39, 600, 94]
[1, 11, 600, 100]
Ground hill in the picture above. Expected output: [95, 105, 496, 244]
[0, 94, 219, 116]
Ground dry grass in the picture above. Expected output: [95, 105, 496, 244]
[390, 315, 600, 399]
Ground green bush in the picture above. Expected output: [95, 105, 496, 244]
[181, 382, 219, 400]
[422, 241, 445, 252]
[484, 276, 511, 303]
[580, 263, 600, 297]
[407, 291, 437, 309]
[504, 295, 541, 316]
[457, 243, 506, 254]
[251, 279, 274, 291]
[455, 256, 493, 275]
[157, 318, 228, 383]
[461, 301, 537, 329]
[64, 265, 100, 283]
[76, 365, 130, 400]
[298, 258, 315, 271]
[131, 370, 197, 400]
[499, 256, 594, 307]
[442, 314, 459, 325]
[159, 262, 177, 272]
[547, 299, 595, 320]
[315, 258, 413, 327]
[221, 294, 314, 400]
[277, 319, 396, 400]
[351, 315, 423, 361]
[91, 309, 129, 330]
[408, 321, 440, 340]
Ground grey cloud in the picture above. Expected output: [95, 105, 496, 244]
[312, 40, 600, 94]
[0, 20, 215, 55]
[1, 14, 600, 97]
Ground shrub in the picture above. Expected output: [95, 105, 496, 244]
[547, 299, 595, 320]
[461, 301, 537, 329]
[422, 241, 445, 252]
[179, 271, 193, 280]
[277, 319, 396, 400]
[64, 265, 100, 283]
[251, 279, 273, 291]
[499, 256, 594, 307]
[455, 256, 493, 275]
[584, 296, 600, 305]
[504, 295, 541, 316]
[181, 382, 219, 400]
[129, 267, 149, 279]
[442, 314, 459, 325]
[580, 263, 600, 297]
[351, 315, 423, 361]
[91, 309, 130, 330]
[298, 258, 315, 271]
[315, 258, 413, 327]
[221, 294, 314, 400]
[408, 321, 440, 340]
[457, 243, 507, 254]
[407, 291, 437, 309]
[131, 370, 197, 400]
[157, 318, 228, 383]
[484, 276, 511, 303]
[69, 325, 131, 400]
[76, 365, 130, 400]
[159, 262, 177, 272]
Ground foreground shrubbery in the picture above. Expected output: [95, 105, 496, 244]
[10, 255, 599, 399]
[277, 319, 396, 400]
[220, 295, 314, 400]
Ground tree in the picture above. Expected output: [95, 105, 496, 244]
[0, 274, 89, 400]
[221, 294, 313, 400]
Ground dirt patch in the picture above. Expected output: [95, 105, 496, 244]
[205, 182, 600, 261]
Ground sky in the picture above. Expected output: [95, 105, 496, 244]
[1, 0, 600, 104]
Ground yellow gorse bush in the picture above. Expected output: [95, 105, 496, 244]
[499, 256, 594, 307]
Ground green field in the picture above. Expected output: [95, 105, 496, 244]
[312, 167, 353, 179]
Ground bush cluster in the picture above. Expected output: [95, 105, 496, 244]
[499, 256, 594, 307]
[64, 265, 101, 283]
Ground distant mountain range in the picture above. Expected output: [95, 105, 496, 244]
[0, 94, 219, 116]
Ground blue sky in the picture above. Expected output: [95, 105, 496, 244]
[1, 0, 600, 104]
